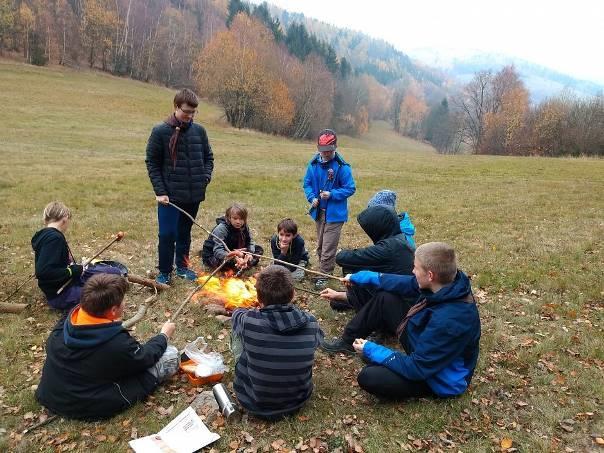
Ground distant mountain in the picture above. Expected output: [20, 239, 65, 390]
[407, 48, 604, 103]
[266, 5, 444, 88]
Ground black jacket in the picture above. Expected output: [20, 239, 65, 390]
[336, 205, 414, 275]
[201, 217, 255, 263]
[145, 120, 214, 204]
[35, 309, 167, 421]
[31, 228, 81, 299]
[270, 234, 309, 271]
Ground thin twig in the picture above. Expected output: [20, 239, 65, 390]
[22, 415, 59, 434]
[167, 202, 231, 253]
[244, 251, 342, 281]
[1, 274, 35, 304]
[170, 259, 229, 322]
[294, 286, 322, 296]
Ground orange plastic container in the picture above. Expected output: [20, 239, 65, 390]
[179, 359, 224, 386]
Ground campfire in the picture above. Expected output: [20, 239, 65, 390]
[191, 271, 259, 311]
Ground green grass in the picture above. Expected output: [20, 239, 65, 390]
[0, 60, 603, 452]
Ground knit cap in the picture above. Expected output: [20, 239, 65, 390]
[367, 190, 397, 208]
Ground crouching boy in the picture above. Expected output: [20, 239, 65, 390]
[231, 266, 324, 420]
[270, 218, 310, 281]
[36, 274, 179, 421]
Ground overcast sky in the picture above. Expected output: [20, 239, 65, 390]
[261, 0, 604, 84]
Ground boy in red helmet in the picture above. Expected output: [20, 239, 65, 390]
[303, 129, 356, 289]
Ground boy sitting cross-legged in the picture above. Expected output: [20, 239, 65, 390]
[231, 266, 324, 420]
[36, 273, 179, 421]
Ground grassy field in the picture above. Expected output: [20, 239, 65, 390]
[0, 60, 602, 452]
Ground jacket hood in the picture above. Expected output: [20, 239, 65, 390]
[260, 304, 310, 333]
[63, 307, 124, 349]
[399, 212, 416, 237]
[357, 206, 401, 243]
[31, 227, 64, 252]
[424, 271, 473, 305]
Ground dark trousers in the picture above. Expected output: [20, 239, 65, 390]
[346, 285, 376, 311]
[357, 365, 435, 400]
[157, 202, 200, 274]
[342, 291, 413, 344]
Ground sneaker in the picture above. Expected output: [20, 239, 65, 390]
[156, 272, 172, 285]
[314, 278, 328, 290]
[176, 267, 198, 281]
[320, 337, 355, 355]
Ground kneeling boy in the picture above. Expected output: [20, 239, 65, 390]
[231, 266, 324, 420]
[36, 273, 179, 420]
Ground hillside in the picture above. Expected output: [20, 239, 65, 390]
[1, 62, 603, 452]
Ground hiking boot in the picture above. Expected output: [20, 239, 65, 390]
[156, 272, 172, 285]
[176, 267, 198, 281]
[314, 278, 328, 290]
[320, 337, 355, 355]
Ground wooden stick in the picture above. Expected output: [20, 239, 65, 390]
[294, 286, 322, 296]
[57, 232, 125, 294]
[167, 202, 231, 253]
[0, 274, 35, 304]
[127, 274, 170, 291]
[22, 414, 59, 434]
[123, 287, 158, 329]
[170, 259, 229, 322]
[244, 251, 342, 281]
[0, 302, 29, 314]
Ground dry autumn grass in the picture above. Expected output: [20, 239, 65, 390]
[0, 60, 603, 452]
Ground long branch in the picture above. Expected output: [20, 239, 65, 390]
[170, 259, 229, 322]
[243, 251, 342, 281]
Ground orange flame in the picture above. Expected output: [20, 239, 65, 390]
[192, 271, 259, 311]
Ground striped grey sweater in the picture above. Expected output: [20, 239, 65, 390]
[231, 304, 324, 419]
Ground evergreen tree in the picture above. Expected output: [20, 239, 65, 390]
[227, 0, 250, 27]
[252, 2, 283, 42]
[339, 57, 351, 80]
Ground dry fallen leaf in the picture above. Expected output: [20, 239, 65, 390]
[500, 437, 513, 449]
[594, 437, 604, 445]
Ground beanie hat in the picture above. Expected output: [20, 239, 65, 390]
[317, 129, 337, 152]
[367, 190, 397, 208]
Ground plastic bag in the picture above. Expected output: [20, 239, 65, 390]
[183, 337, 228, 378]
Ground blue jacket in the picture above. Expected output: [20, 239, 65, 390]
[398, 212, 416, 249]
[303, 153, 355, 223]
[350, 270, 480, 397]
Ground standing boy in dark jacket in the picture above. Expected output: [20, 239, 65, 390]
[231, 266, 324, 420]
[146, 88, 214, 285]
[36, 274, 179, 421]
[322, 242, 481, 400]
[320, 205, 414, 311]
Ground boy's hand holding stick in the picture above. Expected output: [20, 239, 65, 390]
[241, 250, 344, 282]
[56, 231, 125, 294]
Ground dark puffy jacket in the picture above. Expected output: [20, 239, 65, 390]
[31, 228, 76, 299]
[336, 205, 414, 275]
[270, 234, 309, 271]
[145, 121, 214, 204]
[35, 308, 167, 421]
[201, 217, 254, 263]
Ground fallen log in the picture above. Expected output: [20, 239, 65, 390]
[0, 302, 29, 314]
[127, 274, 170, 291]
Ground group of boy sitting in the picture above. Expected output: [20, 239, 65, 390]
[31, 188, 481, 422]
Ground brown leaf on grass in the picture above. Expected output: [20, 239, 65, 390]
[298, 415, 310, 421]
[500, 437, 513, 449]
[229, 440, 239, 449]
[23, 411, 35, 420]
[594, 437, 604, 445]
[271, 438, 285, 450]
[515, 401, 529, 408]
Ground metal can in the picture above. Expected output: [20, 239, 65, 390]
[212, 383, 238, 420]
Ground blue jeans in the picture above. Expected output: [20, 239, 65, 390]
[157, 202, 200, 274]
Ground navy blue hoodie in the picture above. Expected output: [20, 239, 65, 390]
[351, 270, 481, 396]
[35, 308, 167, 420]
